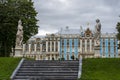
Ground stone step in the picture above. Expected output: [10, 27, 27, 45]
[24, 60, 79, 62]
[23, 61, 79, 64]
[16, 72, 78, 76]
[14, 76, 77, 80]
[19, 67, 78, 71]
[18, 71, 78, 73]
[12, 60, 79, 80]
[21, 66, 78, 68]
[22, 63, 79, 66]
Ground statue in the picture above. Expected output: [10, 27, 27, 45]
[16, 20, 23, 47]
[80, 26, 84, 36]
[94, 19, 101, 46]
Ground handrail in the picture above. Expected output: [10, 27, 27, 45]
[10, 58, 25, 79]
[78, 57, 82, 79]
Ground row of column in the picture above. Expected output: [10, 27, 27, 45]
[24, 53, 58, 60]
[60, 39, 93, 53]
[81, 39, 93, 53]
[36, 54, 58, 60]
[100, 39, 118, 57]
[60, 39, 94, 60]
[46, 41, 60, 52]
[22, 43, 59, 60]
[45, 54, 58, 60]
[23, 39, 93, 54]
[23, 44, 43, 54]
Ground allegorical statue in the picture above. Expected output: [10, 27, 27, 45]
[16, 20, 23, 47]
[94, 19, 101, 46]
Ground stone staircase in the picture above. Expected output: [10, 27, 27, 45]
[11, 60, 79, 80]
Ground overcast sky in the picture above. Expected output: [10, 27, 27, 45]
[33, 0, 120, 36]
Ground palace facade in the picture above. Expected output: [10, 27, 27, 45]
[14, 26, 120, 60]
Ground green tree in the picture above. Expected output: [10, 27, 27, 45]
[116, 22, 120, 40]
[15, 0, 38, 43]
[0, 0, 18, 56]
[116, 16, 120, 49]
[0, 0, 38, 57]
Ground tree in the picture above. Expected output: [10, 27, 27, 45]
[0, 0, 18, 56]
[116, 22, 120, 40]
[0, 0, 38, 57]
[15, 0, 38, 43]
[116, 16, 120, 49]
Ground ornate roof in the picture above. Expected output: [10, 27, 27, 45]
[57, 26, 82, 35]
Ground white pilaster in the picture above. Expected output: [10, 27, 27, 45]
[118, 40, 120, 56]
[101, 39, 103, 57]
[80, 39, 82, 53]
[40, 44, 42, 53]
[46, 56, 48, 60]
[50, 41, 52, 52]
[54, 41, 56, 52]
[23, 44, 26, 52]
[90, 39, 92, 52]
[29, 44, 31, 54]
[34, 44, 37, 52]
[85, 39, 87, 52]
[54, 54, 56, 60]
[50, 54, 52, 60]
[58, 41, 60, 52]
[46, 41, 48, 52]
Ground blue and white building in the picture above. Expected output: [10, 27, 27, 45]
[15, 26, 120, 60]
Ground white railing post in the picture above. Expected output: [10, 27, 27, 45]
[10, 58, 25, 79]
[78, 56, 82, 79]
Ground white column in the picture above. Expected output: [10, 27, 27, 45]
[46, 56, 48, 60]
[80, 39, 82, 53]
[90, 39, 92, 52]
[29, 44, 31, 54]
[85, 39, 87, 53]
[23, 44, 26, 52]
[34, 44, 37, 52]
[46, 41, 48, 52]
[102, 39, 104, 57]
[54, 41, 56, 52]
[58, 41, 60, 52]
[118, 40, 120, 56]
[94, 40, 96, 46]
[50, 54, 52, 60]
[54, 54, 56, 60]
[40, 44, 42, 53]
[50, 41, 52, 52]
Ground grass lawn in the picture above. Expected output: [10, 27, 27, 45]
[80, 58, 120, 80]
[0, 57, 21, 80]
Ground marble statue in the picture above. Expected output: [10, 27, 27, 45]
[94, 19, 101, 46]
[16, 20, 23, 47]
[80, 26, 83, 33]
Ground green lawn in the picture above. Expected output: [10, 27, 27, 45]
[0, 57, 21, 80]
[80, 58, 120, 80]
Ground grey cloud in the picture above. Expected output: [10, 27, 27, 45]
[33, 0, 120, 35]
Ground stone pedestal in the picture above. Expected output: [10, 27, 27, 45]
[118, 49, 120, 58]
[14, 47, 23, 57]
[94, 46, 100, 58]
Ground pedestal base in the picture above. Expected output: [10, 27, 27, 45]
[14, 47, 23, 57]
[94, 46, 100, 58]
